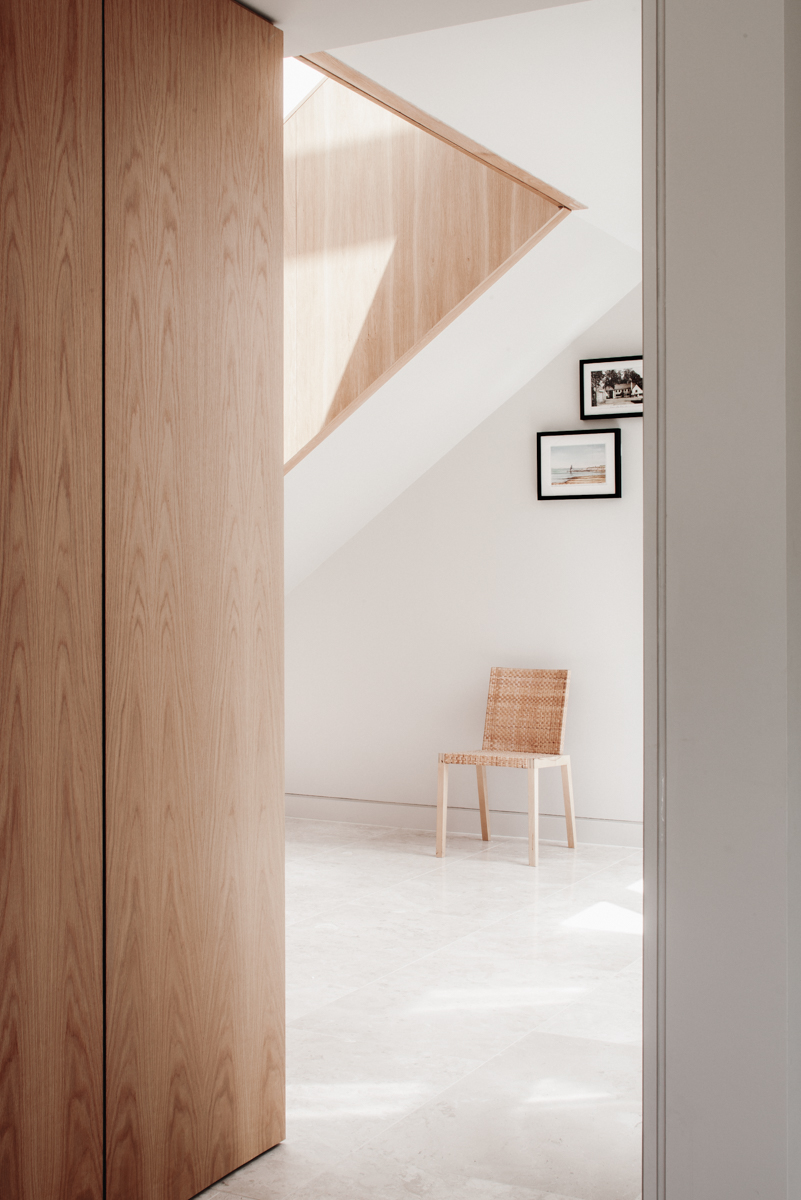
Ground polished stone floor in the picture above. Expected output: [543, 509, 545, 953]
[200, 818, 643, 1200]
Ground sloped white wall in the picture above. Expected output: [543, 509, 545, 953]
[285, 217, 641, 592]
[286, 285, 643, 842]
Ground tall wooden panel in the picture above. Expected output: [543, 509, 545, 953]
[104, 2, 285, 1198]
[0, 0, 104, 1197]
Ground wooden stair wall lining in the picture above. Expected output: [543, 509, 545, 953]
[284, 69, 578, 469]
[283, 205, 570, 474]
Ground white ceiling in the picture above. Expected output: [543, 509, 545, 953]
[256, 0, 585, 59]
[332, 0, 642, 250]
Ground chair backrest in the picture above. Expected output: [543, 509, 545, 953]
[482, 667, 570, 755]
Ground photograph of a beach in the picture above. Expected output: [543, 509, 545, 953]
[537, 428, 621, 500]
[550, 442, 606, 487]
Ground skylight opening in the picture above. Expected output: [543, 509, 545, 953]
[283, 57, 325, 120]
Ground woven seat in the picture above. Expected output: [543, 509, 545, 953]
[436, 668, 576, 867]
[439, 751, 566, 769]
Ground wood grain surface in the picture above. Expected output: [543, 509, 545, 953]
[283, 206, 568, 474]
[284, 76, 564, 465]
[0, 0, 104, 1197]
[104, 1, 285, 1197]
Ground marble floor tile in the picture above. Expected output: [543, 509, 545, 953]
[289, 1150, 586, 1200]
[365, 824, 493, 857]
[196, 1135, 343, 1200]
[474, 837, 634, 870]
[201, 817, 642, 1200]
[286, 898, 491, 1016]
[285, 816, 374, 845]
[291, 947, 620, 1059]
[325, 1031, 641, 1200]
[535, 1001, 642, 1046]
[384, 865, 583, 929]
[434, 918, 641, 978]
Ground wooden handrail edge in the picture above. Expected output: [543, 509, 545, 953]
[284, 205, 572, 474]
[298, 52, 586, 213]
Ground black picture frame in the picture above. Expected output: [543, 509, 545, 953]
[537, 428, 622, 500]
[580, 355, 643, 419]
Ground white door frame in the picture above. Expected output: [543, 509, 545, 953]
[642, 1, 796, 1196]
[642, 2, 662, 1192]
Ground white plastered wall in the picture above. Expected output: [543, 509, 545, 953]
[286, 286, 643, 846]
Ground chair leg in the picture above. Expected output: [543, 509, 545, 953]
[527, 766, 539, 867]
[476, 765, 491, 841]
[436, 761, 449, 857]
[561, 758, 577, 849]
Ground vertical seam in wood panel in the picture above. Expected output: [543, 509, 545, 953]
[296, 113, 299, 459]
[101, 0, 108, 1193]
[655, 0, 667, 1193]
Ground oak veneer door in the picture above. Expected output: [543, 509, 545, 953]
[104, 1, 285, 1197]
[0, 0, 104, 1197]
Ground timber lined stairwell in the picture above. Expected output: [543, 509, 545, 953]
[283, 55, 583, 470]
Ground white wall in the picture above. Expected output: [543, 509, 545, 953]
[285, 218, 641, 592]
[335, 0, 642, 250]
[286, 286, 643, 844]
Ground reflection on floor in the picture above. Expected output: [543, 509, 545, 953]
[200, 818, 643, 1200]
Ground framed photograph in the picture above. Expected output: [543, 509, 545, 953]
[580, 355, 643, 419]
[537, 429, 621, 500]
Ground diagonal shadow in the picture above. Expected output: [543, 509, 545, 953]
[325, 246, 400, 424]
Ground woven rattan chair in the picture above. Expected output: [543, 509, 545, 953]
[436, 668, 576, 867]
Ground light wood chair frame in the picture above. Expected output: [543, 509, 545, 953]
[436, 668, 576, 867]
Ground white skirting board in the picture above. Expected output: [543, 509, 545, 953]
[285, 792, 643, 849]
